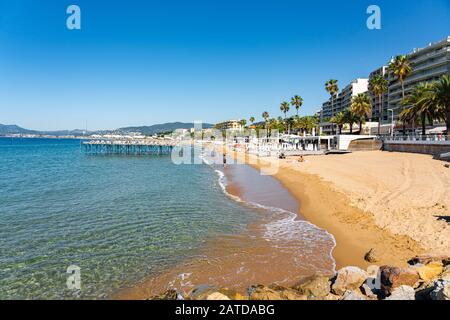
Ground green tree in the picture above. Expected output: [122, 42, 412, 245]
[369, 74, 388, 134]
[430, 74, 450, 138]
[249, 116, 255, 125]
[401, 83, 435, 135]
[291, 95, 303, 116]
[330, 112, 346, 135]
[280, 102, 290, 133]
[325, 79, 339, 134]
[351, 93, 372, 135]
[389, 55, 412, 133]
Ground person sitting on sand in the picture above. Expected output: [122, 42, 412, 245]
[298, 156, 304, 163]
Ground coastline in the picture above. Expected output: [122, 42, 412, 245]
[228, 149, 449, 269]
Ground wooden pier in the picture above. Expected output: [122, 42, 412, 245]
[82, 139, 175, 155]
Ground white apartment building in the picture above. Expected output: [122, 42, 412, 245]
[388, 36, 450, 122]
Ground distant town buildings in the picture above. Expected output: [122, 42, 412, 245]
[214, 120, 243, 131]
[319, 36, 450, 133]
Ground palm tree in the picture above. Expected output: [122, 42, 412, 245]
[291, 95, 303, 116]
[401, 83, 435, 135]
[330, 112, 346, 135]
[325, 79, 339, 134]
[389, 55, 412, 133]
[240, 119, 247, 128]
[249, 117, 255, 125]
[430, 74, 450, 138]
[351, 93, 372, 135]
[280, 102, 290, 133]
[343, 109, 358, 134]
[262, 111, 270, 134]
[369, 74, 389, 134]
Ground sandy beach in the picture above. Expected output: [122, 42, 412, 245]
[232, 149, 450, 269]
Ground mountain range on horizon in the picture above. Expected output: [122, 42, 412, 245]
[0, 122, 214, 136]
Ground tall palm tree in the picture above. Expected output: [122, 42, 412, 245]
[262, 111, 270, 134]
[401, 83, 435, 135]
[280, 102, 290, 133]
[430, 74, 450, 137]
[291, 95, 303, 116]
[330, 112, 346, 135]
[240, 119, 247, 128]
[369, 74, 389, 134]
[343, 109, 358, 134]
[325, 79, 339, 134]
[249, 117, 255, 125]
[389, 55, 412, 133]
[351, 93, 372, 135]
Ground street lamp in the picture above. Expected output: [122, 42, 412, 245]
[388, 109, 394, 139]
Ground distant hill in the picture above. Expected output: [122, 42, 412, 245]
[0, 122, 214, 136]
[116, 122, 213, 135]
[0, 124, 39, 135]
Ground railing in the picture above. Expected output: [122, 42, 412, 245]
[377, 134, 449, 143]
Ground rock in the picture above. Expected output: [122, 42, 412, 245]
[342, 289, 367, 300]
[441, 265, 450, 279]
[414, 261, 444, 282]
[292, 275, 331, 298]
[218, 289, 247, 300]
[361, 283, 379, 300]
[380, 266, 419, 294]
[331, 266, 368, 296]
[323, 293, 341, 300]
[408, 254, 450, 266]
[188, 284, 219, 300]
[248, 285, 307, 300]
[206, 292, 231, 300]
[248, 285, 284, 300]
[385, 285, 416, 300]
[364, 248, 380, 263]
[268, 285, 308, 300]
[150, 289, 182, 300]
[430, 279, 450, 300]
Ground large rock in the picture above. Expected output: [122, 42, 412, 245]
[268, 285, 308, 300]
[188, 285, 219, 300]
[430, 279, 450, 300]
[361, 283, 380, 300]
[292, 275, 331, 298]
[385, 285, 416, 300]
[414, 261, 444, 282]
[364, 248, 380, 263]
[331, 267, 368, 296]
[408, 254, 450, 266]
[342, 289, 368, 300]
[441, 265, 450, 279]
[380, 266, 419, 294]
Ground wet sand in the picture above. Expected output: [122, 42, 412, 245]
[228, 149, 436, 269]
[114, 156, 335, 299]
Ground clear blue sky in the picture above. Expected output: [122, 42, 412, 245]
[1, 0, 449, 130]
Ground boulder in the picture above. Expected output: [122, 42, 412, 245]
[248, 285, 284, 300]
[188, 284, 219, 300]
[268, 285, 308, 300]
[385, 285, 416, 300]
[408, 254, 450, 266]
[206, 292, 231, 300]
[331, 266, 368, 296]
[292, 275, 331, 298]
[380, 266, 419, 294]
[323, 293, 341, 300]
[414, 261, 444, 282]
[342, 289, 368, 300]
[441, 265, 450, 279]
[361, 283, 380, 300]
[364, 248, 380, 263]
[430, 279, 450, 300]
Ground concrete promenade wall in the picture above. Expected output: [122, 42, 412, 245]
[383, 141, 450, 156]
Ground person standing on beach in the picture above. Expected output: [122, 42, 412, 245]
[223, 153, 227, 167]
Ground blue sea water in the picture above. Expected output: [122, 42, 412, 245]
[0, 138, 258, 299]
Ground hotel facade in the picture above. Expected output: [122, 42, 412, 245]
[319, 36, 450, 132]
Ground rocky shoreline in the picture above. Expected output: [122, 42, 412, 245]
[150, 254, 450, 301]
